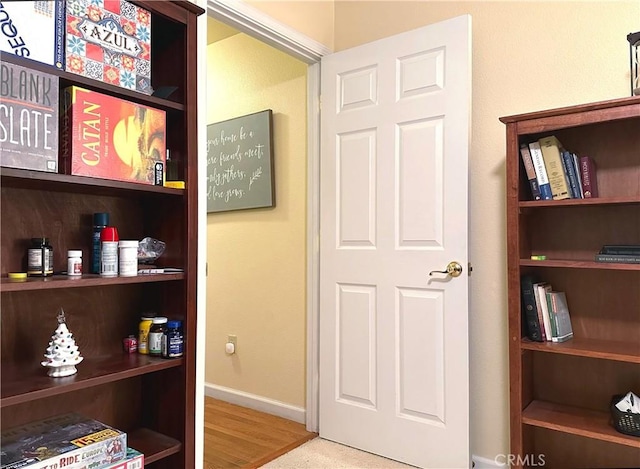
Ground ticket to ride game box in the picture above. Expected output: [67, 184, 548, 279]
[60, 85, 166, 185]
[0, 413, 127, 469]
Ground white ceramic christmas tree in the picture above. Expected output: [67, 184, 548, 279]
[41, 308, 83, 377]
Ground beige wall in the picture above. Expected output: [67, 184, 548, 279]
[208, 0, 639, 461]
[246, 0, 335, 49]
[205, 34, 308, 406]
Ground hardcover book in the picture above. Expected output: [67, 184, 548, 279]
[548, 291, 573, 343]
[65, 0, 152, 94]
[0, 1, 65, 69]
[519, 144, 541, 200]
[538, 135, 570, 200]
[60, 86, 166, 185]
[580, 155, 599, 198]
[0, 61, 59, 172]
[520, 275, 543, 342]
[528, 141, 553, 200]
[0, 413, 127, 469]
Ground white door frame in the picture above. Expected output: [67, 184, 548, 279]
[206, 0, 328, 432]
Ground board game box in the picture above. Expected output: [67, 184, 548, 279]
[0, 61, 59, 173]
[60, 85, 166, 185]
[65, 0, 152, 94]
[0, 413, 127, 469]
[0, 0, 65, 69]
[104, 448, 143, 469]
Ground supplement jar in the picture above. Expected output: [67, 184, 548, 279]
[138, 316, 154, 355]
[148, 317, 168, 356]
[67, 250, 82, 276]
[162, 320, 184, 358]
[118, 240, 139, 277]
[27, 237, 53, 277]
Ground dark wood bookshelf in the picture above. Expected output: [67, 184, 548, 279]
[0, 2, 203, 468]
[501, 97, 640, 468]
[1, 273, 185, 293]
[1, 355, 184, 407]
[521, 338, 640, 363]
[522, 400, 640, 448]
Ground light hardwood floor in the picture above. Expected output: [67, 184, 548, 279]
[204, 397, 317, 469]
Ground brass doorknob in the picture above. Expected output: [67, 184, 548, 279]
[429, 261, 463, 278]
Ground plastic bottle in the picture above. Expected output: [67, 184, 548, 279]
[27, 237, 53, 277]
[67, 250, 82, 277]
[100, 226, 119, 277]
[118, 240, 139, 277]
[148, 317, 168, 356]
[92, 213, 109, 274]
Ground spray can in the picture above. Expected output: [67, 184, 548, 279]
[100, 226, 119, 277]
[92, 213, 109, 274]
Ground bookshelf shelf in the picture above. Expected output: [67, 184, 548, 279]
[521, 338, 640, 363]
[129, 428, 182, 464]
[502, 96, 640, 468]
[1, 355, 184, 408]
[519, 259, 640, 270]
[522, 400, 640, 448]
[1, 273, 185, 293]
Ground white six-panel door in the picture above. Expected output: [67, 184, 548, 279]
[319, 15, 471, 469]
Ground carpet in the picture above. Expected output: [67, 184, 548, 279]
[259, 437, 417, 468]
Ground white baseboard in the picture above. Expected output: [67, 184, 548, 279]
[204, 383, 306, 424]
[472, 455, 502, 468]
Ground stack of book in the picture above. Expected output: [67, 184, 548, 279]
[520, 275, 574, 343]
[519, 135, 598, 201]
[595, 245, 640, 264]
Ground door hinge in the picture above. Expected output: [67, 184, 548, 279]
[468, 262, 473, 276]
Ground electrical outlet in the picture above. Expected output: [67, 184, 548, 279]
[227, 335, 237, 347]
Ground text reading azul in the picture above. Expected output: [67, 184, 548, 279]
[77, 18, 142, 57]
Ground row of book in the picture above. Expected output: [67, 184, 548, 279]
[0, 0, 152, 95]
[521, 275, 574, 343]
[1, 413, 143, 469]
[595, 244, 640, 264]
[520, 135, 598, 201]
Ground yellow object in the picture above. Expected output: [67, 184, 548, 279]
[164, 181, 185, 189]
[8, 272, 27, 281]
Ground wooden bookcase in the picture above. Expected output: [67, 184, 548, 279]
[0, 2, 203, 468]
[501, 97, 640, 468]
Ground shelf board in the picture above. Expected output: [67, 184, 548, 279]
[1, 273, 184, 292]
[0, 52, 185, 111]
[522, 338, 640, 363]
[520, 196, 640, 208]
[0, 167, 185, 197]
[520, 259, 640, 271]
[129, 427, 182, 464]
[522, 400, 640, 448]
[1, 354, 183, 408]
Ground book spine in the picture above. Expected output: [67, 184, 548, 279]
[528, 142, 553, 200]
[60, 87, 72, 175]
[519, 144, 541, 200]
[600, 246, 640, 255]
[561, 150, 581, 199]
[571, 153, 584, 198]
[53, 0, 65, 69]
[580, 156, 599, 198]
[595, 254, 640, 264]
[520, 276, 543, 342]
[538, 136, 570, 200]
[546, 291, 558, 341]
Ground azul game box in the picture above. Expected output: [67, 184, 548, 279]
[0, 413, 127, 469]
[60, 85, 166, 185]
[104, 448, 143, 469]
[65, 0, 152, 94]
[0, 60, 59, 172]
[0, 1, 65, 69]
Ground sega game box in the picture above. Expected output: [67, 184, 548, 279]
[0, 413, 127, 469]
